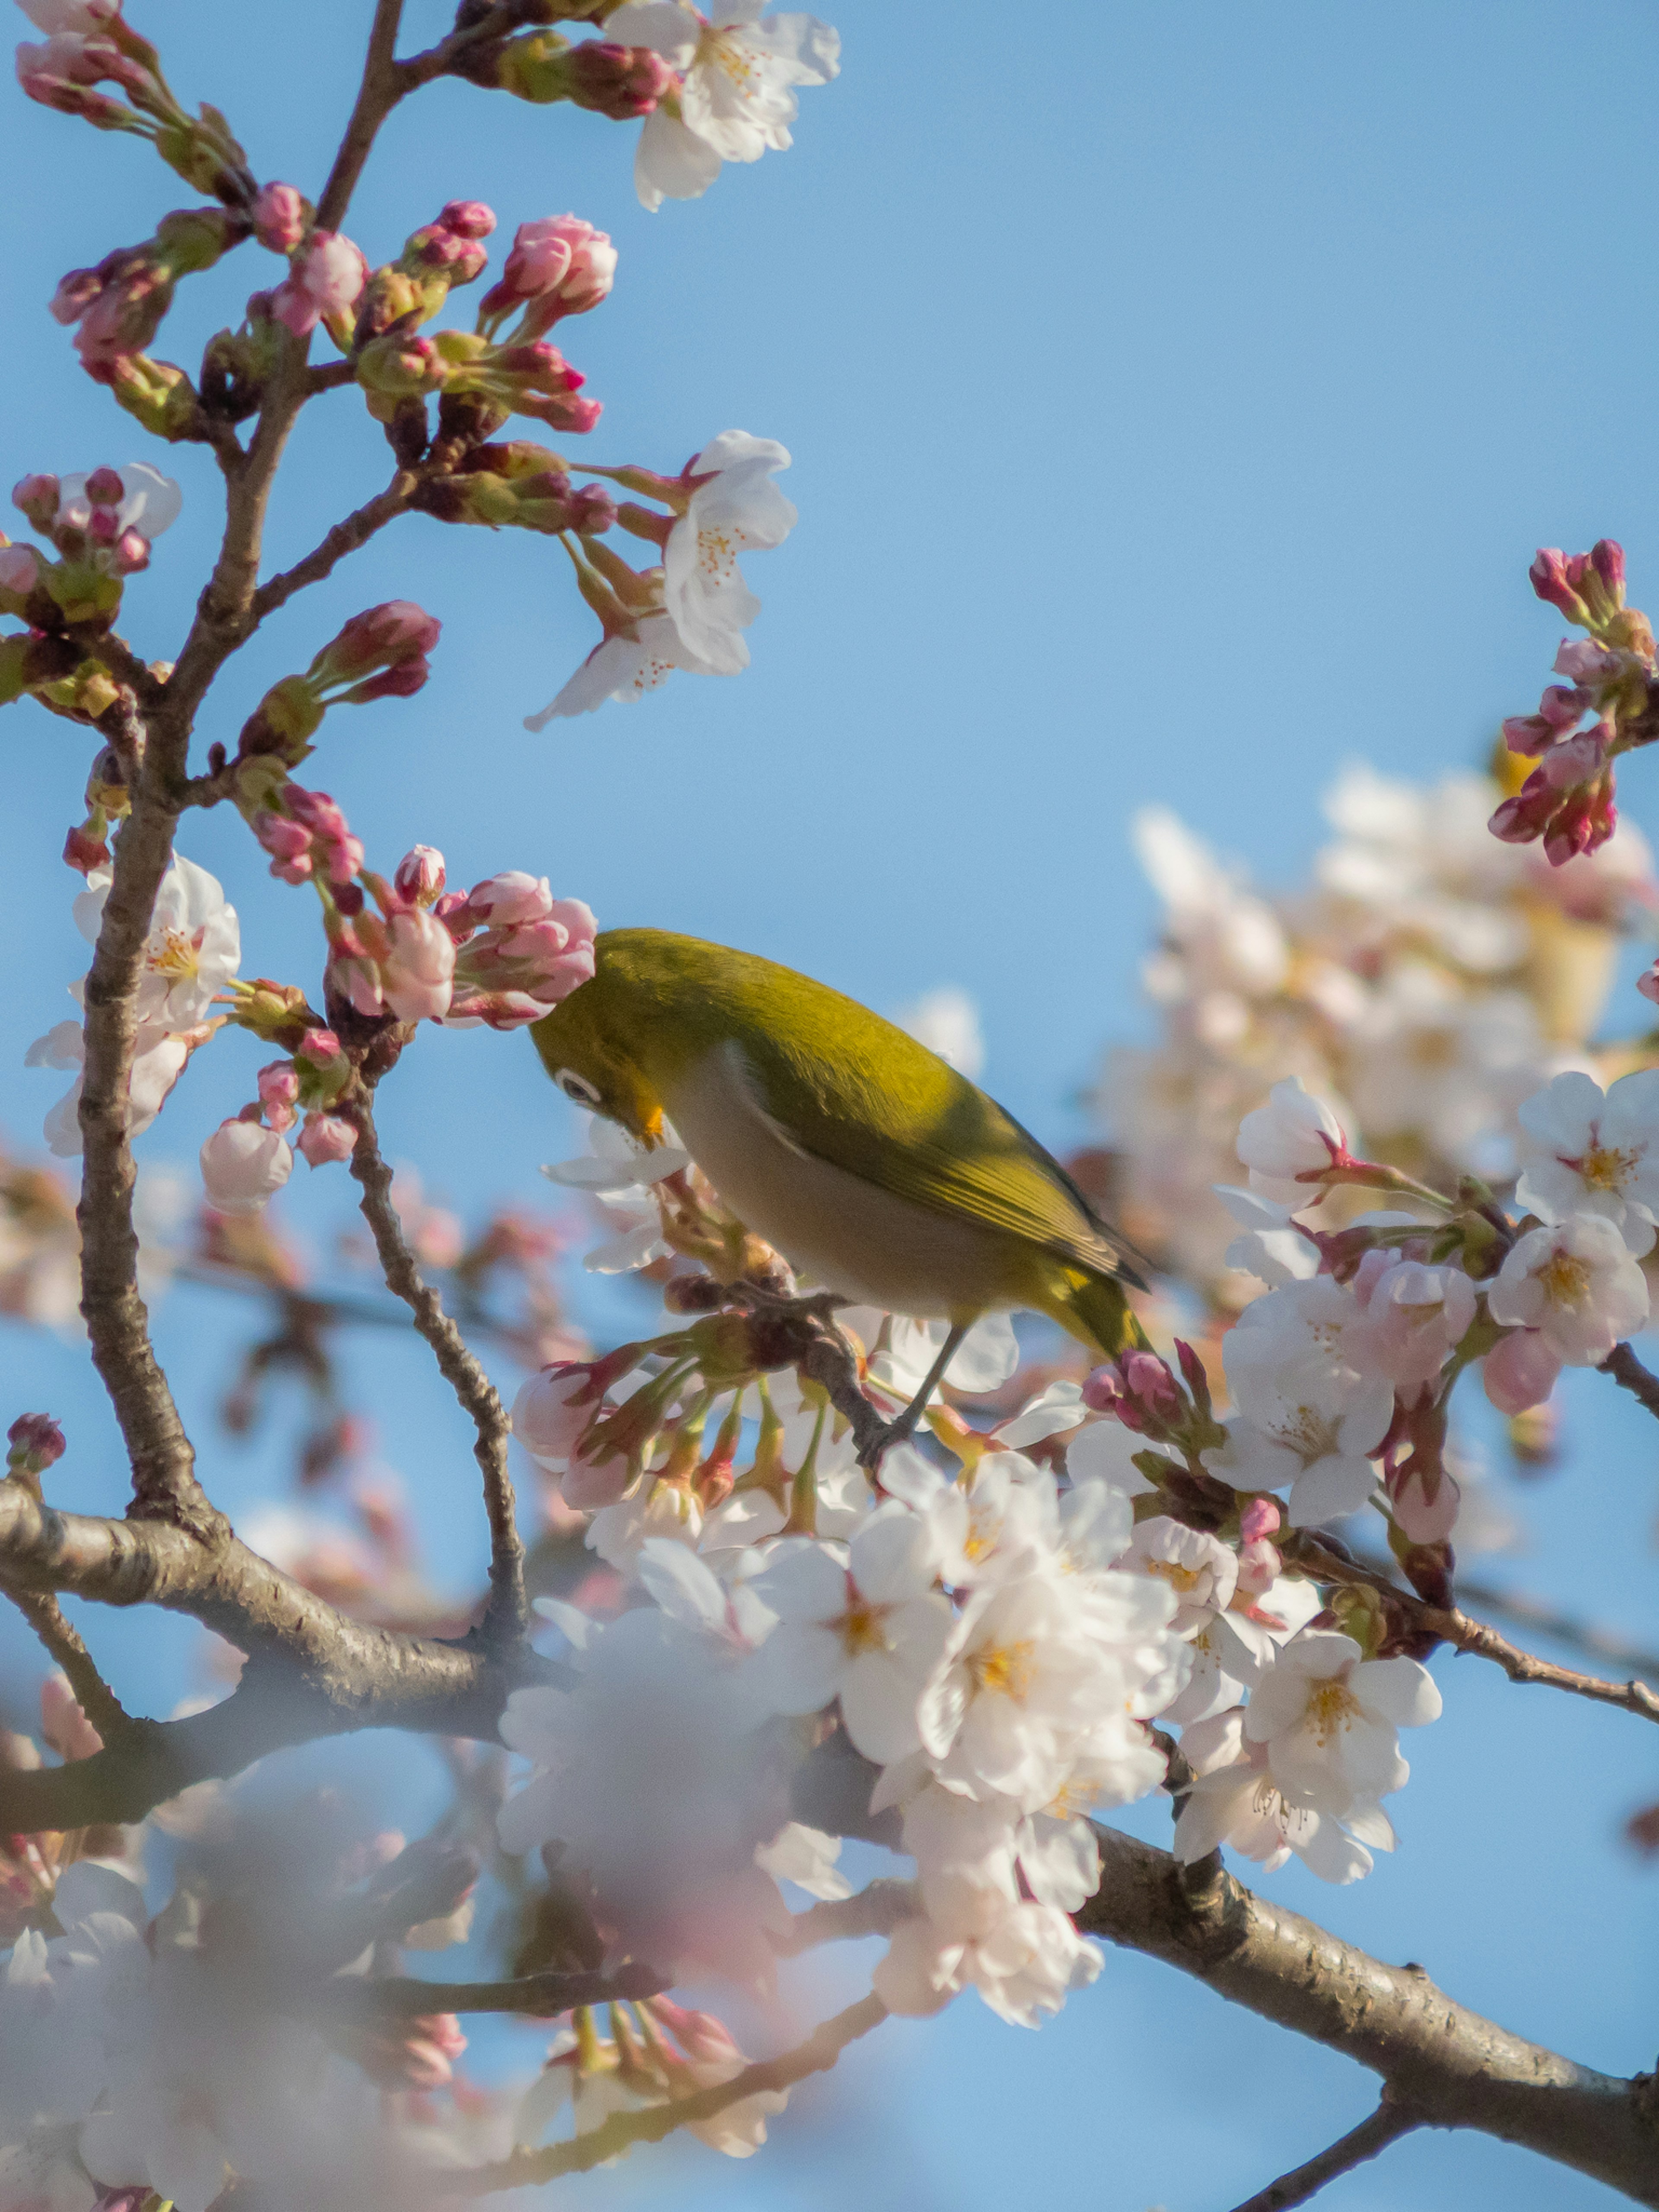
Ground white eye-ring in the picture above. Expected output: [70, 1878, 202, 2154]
[556, 1068, 603, 1109]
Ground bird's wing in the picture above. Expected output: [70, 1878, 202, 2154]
[727, 1032, 1145, 1289]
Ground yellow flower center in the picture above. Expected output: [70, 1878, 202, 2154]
[833, 1595, 890, 1656]
[968, 1638, 1037, 1702]
[1537, 1250, 1591, 1309]
[696, 524, 744, 583]
[1145, 1558, 1202, 1595]
[1578, 1143, 1637, 1193]
[962, 1501, 999, 1563]
[702, 27, 760, 95]
[148, 926, 201, 981]
[1304, 1677, 1360, 1744]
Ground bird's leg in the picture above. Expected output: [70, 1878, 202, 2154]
[876, 1323, 969, 1462]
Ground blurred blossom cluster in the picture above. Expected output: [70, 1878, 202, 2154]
[1093, 755, 1658, 1295]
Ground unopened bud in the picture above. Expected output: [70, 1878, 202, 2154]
[7, 1412, 65, 1484]
[13, 474, 60, 531]
[394, 845, 446, 906]
[252, 181, 308, 255]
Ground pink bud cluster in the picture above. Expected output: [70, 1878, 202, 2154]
[1490, 540, 1657, 867]
[200, 1025, 355, 1210]
[405, 197, 496, 284]
[254, 784, 365, 893]
[477, 214, 617, 340]
[310, 598, 441, 702]
[356, 328, 602, 437]
[10, 460, 178, 579]
[50, 206, 241, 378]
[439, 868, 600, 1029]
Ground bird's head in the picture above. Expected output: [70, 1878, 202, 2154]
[530, 966, 670, 1149]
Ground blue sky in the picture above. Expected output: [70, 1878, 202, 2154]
[3, 1, 1659, 2204]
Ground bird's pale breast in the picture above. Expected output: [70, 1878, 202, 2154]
[662, 1039, 1020, 1319]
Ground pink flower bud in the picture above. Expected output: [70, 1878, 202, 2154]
[298, 1110, 356, 1166]
[1530, 548, 1591, 624]
[438, 199, 496, 241]
[1239, 1495, 1281, 1543]
[561, 1449, 635, 1510]
[49, 266, 104, 325]
[1640, 960, 1659, 1007]
[565, 39, 676, 119]
[271, 229, 367, 335]
[253, 809, 315, 881]
[284, 785, 350, 838]
[7, 1413, 65, 1475]
[12, 474, 60, 529]
[200, 1116, 293, 1215]
[324, 599, 442, 678]
[109, 527, 149, 574]
[371, 908, 456, 1022]
[63, 822, 109, 874]
[394, 845, 446, 906]
[253, 181, 308, 255]
[480, 214, 617, 327]
[1390, 1465, 1461, 1545]
[511, 1362, 598, 1469]
[1590, 538, 1626, 602]
[0, 545, 41, 597]
[296, 1026, 345, 1068]
[1482, 1328, 1563, 1416]
[1120, 1348, 1180, 1420]
[1235, 1537, 1281, 1595]
[83, 464, 123, 506]
[1081, 1365, 1131, 1419]
[466, 870, 554, 927]
[257, 1059, 300, 1128]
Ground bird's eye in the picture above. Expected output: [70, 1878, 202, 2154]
[556, 1068, 603, 1109]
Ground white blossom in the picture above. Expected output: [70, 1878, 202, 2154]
[873, 1875, 1101, 2028]
[1243, 1627, 1440, 1822]
[607, 0, 840, 212]
[1515, 1068, 1659, 1257]
[1236, 1074, 1350, 1204]
[746, 1510, 954, 1764]
[1174, 1707, 1392, 1883]
[73, 853, 239, 1030]
[524, 613, 716, 728]
[662, 432, 797, 672]
[1486, 1211, 1650, 1365]
[25, 1018, 193, 1159]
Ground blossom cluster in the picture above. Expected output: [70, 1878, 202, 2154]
[1095, 754, 1657, 1297]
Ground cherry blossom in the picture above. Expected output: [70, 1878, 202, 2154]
[747, 1511, 954, 1762]
[605, 0, 840, 212]
[199, 1117, 293, 1215]
[524, 612, 714, 726]
[1481, 1326, 1563, 1415]
[1515, 1068, 1659, 1256]
[74, 851, 239, 1030]
[1487, 1211, 1649, 1364]
[1122, 1517, 1238, 1630]
[874, 1875, 1101, 2028]
[1236, 1074, 1352, 1203]
[25, 1017, 193, 1158]
[1174, 1708, 1391, 1883]
[1243, 1628, 1441, 1821]
[662, 432, 797, 673]
[1348, 1254, 1477, 1405]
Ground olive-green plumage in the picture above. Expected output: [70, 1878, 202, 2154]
[532, 928, 1143, 1357]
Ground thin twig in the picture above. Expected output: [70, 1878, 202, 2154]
[316, 0, 407, 232]
[769, 1879, 919, 1955]
[394, 0, 580, 93]
[1223, 2097, 1425, 2212]
[250, 472, 418, 623]
[1599, 1340, 1659, 1421]
[318, 1961, 665, 2021]
[1424, 1605, 1659, 1724]
[1452, 1570, 1659, 1685]
[347, 1101, 525, 1644]
[435, 1993, 889, 2199]
[1286, 1535, 1659, 1728]
[2, 1583, 135, 1744]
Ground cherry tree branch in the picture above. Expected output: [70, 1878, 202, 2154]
[0, 1483, 548, 1832]
[436, 1993, 890, 2199]
[1600, 1340, 1659, 1421]
[249, 471, 420, 624]
[315, 0, 407, 232]
[1078, 1826, 1659, 2205]
[2, 1585, 135, 1745]
[347, 1100, 526, 1644]
[1223, 2097, 1426, 2212]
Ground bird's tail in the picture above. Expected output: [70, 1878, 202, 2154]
[1051, 1267, 1148, 1362]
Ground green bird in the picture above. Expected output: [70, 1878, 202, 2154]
[531, 929, 1144, 1393]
